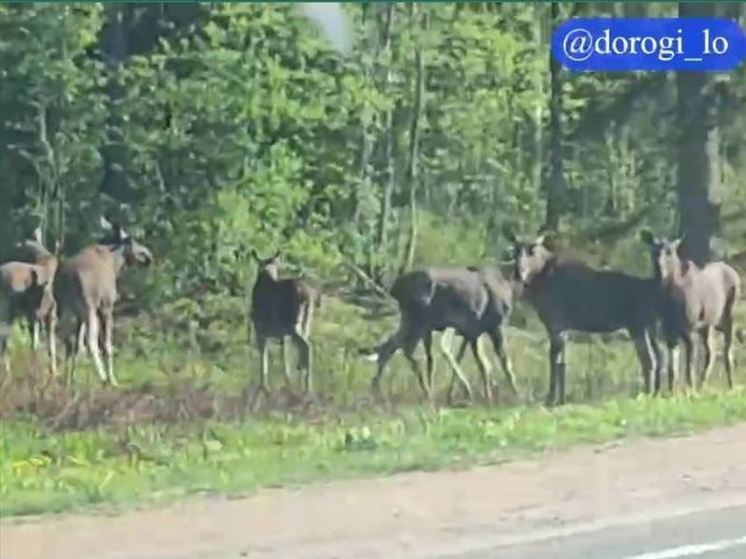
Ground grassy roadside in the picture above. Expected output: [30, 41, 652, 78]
[2, 387, 746, 518]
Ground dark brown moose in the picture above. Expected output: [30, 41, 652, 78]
[249, 249, 316, 397]
[363, 265, 517, 403]
[506, 231, 660, 406]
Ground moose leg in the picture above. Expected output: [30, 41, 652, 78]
[280, 337, 293, 389]
[442, 330, 457, 402]
[557, 343, 567, 405]
[63, 329, 75, 385]
[65, 318, 85, 386]
[85, 310, 107, 384]
[402, 334, 429, 400]
[722, 319, 734, 390]
[665, 338, 679, 393]
[370, 329, 403, 397]
[256, 334, 270, 394]
[77, 322, 88, 356]
[699, 327, 714, 389]
[649, 329, 662, 394]
[423, 331, 434, 394]
[101, 308, 117, 386]
[547, 333, 566, 406]
[489, 329, 518, 396]
[682, 333, 694, 390]
[291, 331, 312, 394]
[469, 337, 493, 402]
[46, 306, 57, 378]
[631, 328, 656, 395]
[441, 331, 473, 403]
[27, 314, 39, 352]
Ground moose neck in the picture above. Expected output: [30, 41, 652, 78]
[257, 269, 279, 284]
[659, 260, 688, 288]
[110, 245, 128, 277]
[16, 241, 51, 263]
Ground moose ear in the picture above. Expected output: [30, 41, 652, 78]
[672, 237, 684, 252]
[115, 224, 128, 241]
[32, 226, 43, 244]
[536, 231, 558, 250]
[100, 216, 113, 231]
[639, 229, 655, 246]
[250, 248, 260, 262]
[272, 249, 281, 260]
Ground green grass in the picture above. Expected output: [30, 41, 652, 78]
[3, 388, 746, 517]
[2, 291, 745, 518]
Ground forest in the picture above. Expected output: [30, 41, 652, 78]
[0, 2, 745, 517]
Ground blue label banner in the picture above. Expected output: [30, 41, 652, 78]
[552, 18, 746, 72]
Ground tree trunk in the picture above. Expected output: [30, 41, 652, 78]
[544, 2, 564, 231]
[355, 5, 371, 231]
[531, 4, 544, 197]
[357, 4, 376, 279]
[676, 2, 722, 265]
[100, 3, 131, 200]
[399, 4, 425, 276]
[375, 4, 395, 277]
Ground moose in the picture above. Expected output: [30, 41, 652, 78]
[640, 231, 741, 391]
[0, 255, 58, 374]
[363, 265, 518, 403]
[53, 217, 154, 386]
[506, 231, 661, 406]
[248, 249, 317, 397]
[9, 226, 60, 355]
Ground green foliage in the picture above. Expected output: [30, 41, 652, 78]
[0, 4, 107, 252]
[3, 3, 744, 295]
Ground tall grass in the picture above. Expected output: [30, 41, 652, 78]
[1, 289, 744, 516]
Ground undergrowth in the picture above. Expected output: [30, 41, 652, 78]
[1, 291, 744, 517]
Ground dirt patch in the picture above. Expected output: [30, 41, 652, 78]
[0, 364, 328, 429]
[3, 423, 746, 559]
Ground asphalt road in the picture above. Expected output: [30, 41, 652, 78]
[440, 504, 746, 559]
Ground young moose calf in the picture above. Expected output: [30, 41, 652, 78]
[0, 258, 57, 373]
[10, 226, 60, 353]
[249, 250, 316, 396]
[364, 265, 517, 403]
[641, 231, 741, 390]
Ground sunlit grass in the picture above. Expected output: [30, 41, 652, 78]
[1, 292, 744, 517]
[2, 388, 745, 517]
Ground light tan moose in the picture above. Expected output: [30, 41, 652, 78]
[1, 227, 59, 375]
[8, 226, 60, 354]
[53, 217, 153, 386]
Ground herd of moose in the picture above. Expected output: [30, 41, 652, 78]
[0, 218, 742, 407]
